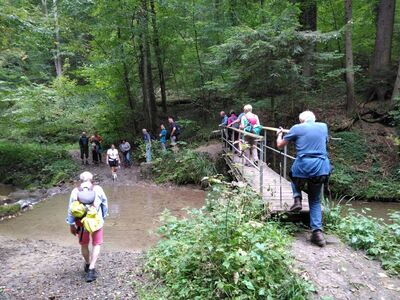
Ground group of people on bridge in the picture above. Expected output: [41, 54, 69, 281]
[220, 106, 331, 248]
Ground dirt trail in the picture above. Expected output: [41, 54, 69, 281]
[293, 232, 400, 300]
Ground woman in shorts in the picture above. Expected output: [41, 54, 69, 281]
[106, 144, 120, 181]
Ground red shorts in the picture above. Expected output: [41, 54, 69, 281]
[76, 221, 104, 246]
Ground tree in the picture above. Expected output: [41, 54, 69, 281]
[150, 0, 167, 113]
[370, 0, 396, 101]
[392, 60, 400, 102]
[52, 0, 62, 77]
[344, 0, 356, 115]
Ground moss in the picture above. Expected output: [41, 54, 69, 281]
[0, 203, 21, 217]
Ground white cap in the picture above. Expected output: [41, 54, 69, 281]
[79, 171, 93, 182]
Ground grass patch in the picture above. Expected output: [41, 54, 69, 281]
[324, 202, 400, 275]
[0, 141, 78, 188]
[0, 203, 20, 217]
[140, 184, 314, 299]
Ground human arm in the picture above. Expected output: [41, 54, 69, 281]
[171, 126, 176, 137]
[66, 189, 78, 235]
[97, 186, 109, 219]
[276, 128, 288, 149]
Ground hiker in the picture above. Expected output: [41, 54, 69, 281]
[143, 128, 152, 162]
[276, 110, 331, 247]
[168, 116, 181, 145]
[159, 124, 167, 152]
[227, 110, 239, 151]
[240, 104, 261, 166]
[119, 139, 131, 167]
[93, 132, 103, 163]
[227, 107, 245, 153]
[79, 131, 89, 165]
[219, 111, 229, 148]
[66, 171, 108, 282]
[90, 136, 99, 164]
[106, 144, 121, 181]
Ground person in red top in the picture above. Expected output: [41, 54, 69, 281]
[93, 132, 103, 163]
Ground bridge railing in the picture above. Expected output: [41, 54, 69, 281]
[220, 125, 295, 197]
[260, 126, 294, 180]
[220, 126, 264, 194]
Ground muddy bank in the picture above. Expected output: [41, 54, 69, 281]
[0, 237, 142, 300]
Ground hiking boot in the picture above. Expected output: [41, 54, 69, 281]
[85, 160, 89, 165]
[86, 268, 97, 282]
[84, 263, 90, 273]
[289, 197, 302, 212]
[81, 160, 84, 165]
[311, 230, 326, 247]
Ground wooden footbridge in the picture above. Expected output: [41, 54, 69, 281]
[220, 126, 309, 214]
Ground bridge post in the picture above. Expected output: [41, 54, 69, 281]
[259, 140, 264, 195]
[263, 130, 267, 163]
[283, 145, 288, 179]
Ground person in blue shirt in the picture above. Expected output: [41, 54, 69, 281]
[276, 110, 331, 247]
[219, 111, 229, 148]
[159, 124, 167, 152]
[142, 128, 152, 162]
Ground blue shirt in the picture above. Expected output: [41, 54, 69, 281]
[160, 129, 167, 143]
[221, 115, 228, 126]
[284, 121, 331, 178]
[143, 133, 151, 144]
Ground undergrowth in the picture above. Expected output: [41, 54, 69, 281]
[139, 184, 314, 299]
[0, 203, 20, 217]
[0, 141, 78, 188]
[330, 131, 400, 200]
[152, 148, 217, 185]
[324, 201, 400, 275]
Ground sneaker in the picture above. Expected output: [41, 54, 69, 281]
[311, 230, 326, 247]
[84, 263, 90, 273]
[289, 197, 302, 212]
[86, 268, 97, 282]
[81, 160, 84, 165]
[85, 160, 89, 165]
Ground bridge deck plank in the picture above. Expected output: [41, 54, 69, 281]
[226, 153, 309, 213]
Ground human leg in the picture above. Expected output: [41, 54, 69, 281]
[308, 182, 325, 246]
[146, 144, 152, 162]
[81, 244, 90, 264]
[80, 148, 84, 164]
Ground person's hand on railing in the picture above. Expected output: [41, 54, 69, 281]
[276, 127, 284, 137]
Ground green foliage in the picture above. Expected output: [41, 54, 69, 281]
[152, 149, 217, 185]
[329, 131, 400, 200]
[142, 185, 314, 299]
[0, 141, 78, 188]
[0, 203, 20, 218]
[324, 202, 400, 275]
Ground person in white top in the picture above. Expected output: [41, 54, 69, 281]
[106, 144, 121, 181]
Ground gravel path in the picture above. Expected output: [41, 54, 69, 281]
[0, 237, 143, 300]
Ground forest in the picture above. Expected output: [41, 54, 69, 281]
[0, 0, 399, 194]
[1, 1, 400, 299]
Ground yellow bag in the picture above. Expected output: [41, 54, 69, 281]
[71, 201, 86, 219]
[81, 206, 102, 233]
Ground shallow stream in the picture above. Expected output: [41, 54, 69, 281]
[0, 185, 205, 251]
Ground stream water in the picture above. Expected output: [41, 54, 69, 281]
[0, 185, 205, 251]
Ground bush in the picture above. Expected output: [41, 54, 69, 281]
[152, 149, 217, 185]
[0, 141, 78, 188]
[141, 184, 314, 299]
[324, 202, 400, 275]
[0, 203, 20, 217]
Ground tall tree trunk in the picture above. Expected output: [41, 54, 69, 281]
[150, 0, 167, 114]
[392, 60, 400, 103]
[52, 0, 62, 77]
[140, 0, 158, 133]
[299, 1, 317, 79]
[345, 0, 356, 116]
[228, 0, 237, 26]
[117, 27, 136, 113]
[371, 0, 396, 75]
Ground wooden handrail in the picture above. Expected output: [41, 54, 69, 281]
[261, 126, 290, 134]
[221, 126, 264, 140]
